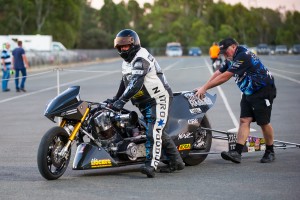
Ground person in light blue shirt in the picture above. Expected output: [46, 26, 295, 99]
[1, 42, 12, 92]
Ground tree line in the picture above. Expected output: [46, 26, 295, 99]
[0, 0, 299, 49]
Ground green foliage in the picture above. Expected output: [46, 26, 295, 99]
[0, 0, 299, 49]
[43, 0, 83, 48]
[99, 0, 130, 35]
[0, 0, 83, 48]
[277, 11, 300, 45]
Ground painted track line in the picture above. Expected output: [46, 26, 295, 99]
[0, 71, 117, 104]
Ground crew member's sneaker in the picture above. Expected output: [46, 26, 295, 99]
[260, 150, 275, 163]
[160, 160, 185, 173]
[221, 150, 241, 163]
[140, 165, 155, 178]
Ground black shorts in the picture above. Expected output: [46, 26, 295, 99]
[240, 85, 276, 125]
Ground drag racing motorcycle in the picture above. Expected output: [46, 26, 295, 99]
[37, 86, 216, 180]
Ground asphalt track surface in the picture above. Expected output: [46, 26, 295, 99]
[0, 55, 299, 200]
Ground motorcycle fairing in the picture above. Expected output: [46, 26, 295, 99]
[165, 91, 216, 156]
[73, 143, 118, 170]
[44, 86, 82, 122]
[165, 91, 216, 137]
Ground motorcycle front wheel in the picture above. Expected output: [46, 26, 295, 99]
[37, 126, 71, 180]
[183, 115, 212, 166]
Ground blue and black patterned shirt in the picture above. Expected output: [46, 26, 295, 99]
[219, 46, 274, 95]
[1, 48, 11, 69]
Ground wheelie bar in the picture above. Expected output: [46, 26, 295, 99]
[201, 127, 300, 150]
[189, 127, 300, 156]
[273, 140, 300, 149]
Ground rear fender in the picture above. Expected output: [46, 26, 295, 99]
[165, 91, 216, 138]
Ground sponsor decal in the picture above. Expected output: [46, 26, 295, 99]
[230, 60, 244, 70]
[249, 51, 259, 65]
[133, 61, 143, 68]
[125, 74, 132, 81]
[91, 159, 112, 168]
[232, 60, 243, 67]
[183, 92, 213, 107]
[228, 133, 237, 151]
[189, 108, 202, 114]
[178, 132, 193, 140]
[148, 53, 154, 62]
[235, 72, 247, 83]
[152, 94, 167, 168]
[244, 136, 266, 152]
[248, 146, 255, 152]
[133, 90, 144, 98]
[178, 144, 191, 151]
[61, 109, 77, 116]
[157, 119, 165, 126]
[188, 118, 199, 124]
[152, 86, 161, 94]
[132, 69, 144, 75]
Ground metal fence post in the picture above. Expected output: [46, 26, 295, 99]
[56, 68, 61, 125]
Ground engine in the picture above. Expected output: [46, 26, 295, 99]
[93, 110, 139, 139]
[93, 111, 115, 140]
[92, 110, 146, 161]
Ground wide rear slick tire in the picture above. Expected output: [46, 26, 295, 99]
[183, 115, 212, 166]
[37, 126, 71, 180]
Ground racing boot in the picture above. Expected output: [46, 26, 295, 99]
[140, 164, 155, 178]
[159, 133, 185, 173]
[159, 159, 185, 173]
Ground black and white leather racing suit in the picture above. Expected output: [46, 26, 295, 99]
[113, 47, 182, 170]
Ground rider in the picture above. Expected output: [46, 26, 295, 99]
[209, 42, 220, 66]
[107, 29, 185, 178]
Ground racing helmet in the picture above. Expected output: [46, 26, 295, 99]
[114, 29, 141, 62]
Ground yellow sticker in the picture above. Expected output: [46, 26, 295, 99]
[91, 159, 112, 168]
[178, 144, 191, 151]
[133, 90, 144, 98]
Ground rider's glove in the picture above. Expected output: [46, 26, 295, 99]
[112, 99, 127, 111]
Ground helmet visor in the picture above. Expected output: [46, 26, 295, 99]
[114, 36, 134, 48]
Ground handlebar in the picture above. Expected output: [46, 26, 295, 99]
[88, 101, 129, 114]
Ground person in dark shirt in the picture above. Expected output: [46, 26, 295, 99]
[12, 41, 29, 92]
[195, 38, 276, 163]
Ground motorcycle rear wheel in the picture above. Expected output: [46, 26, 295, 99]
[183, 115, 212, 166]
[37, 126, 71, 180]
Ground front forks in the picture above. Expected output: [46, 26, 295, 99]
[58, 108, 90, 158]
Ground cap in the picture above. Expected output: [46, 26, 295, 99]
[219, 38, 238, 54]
